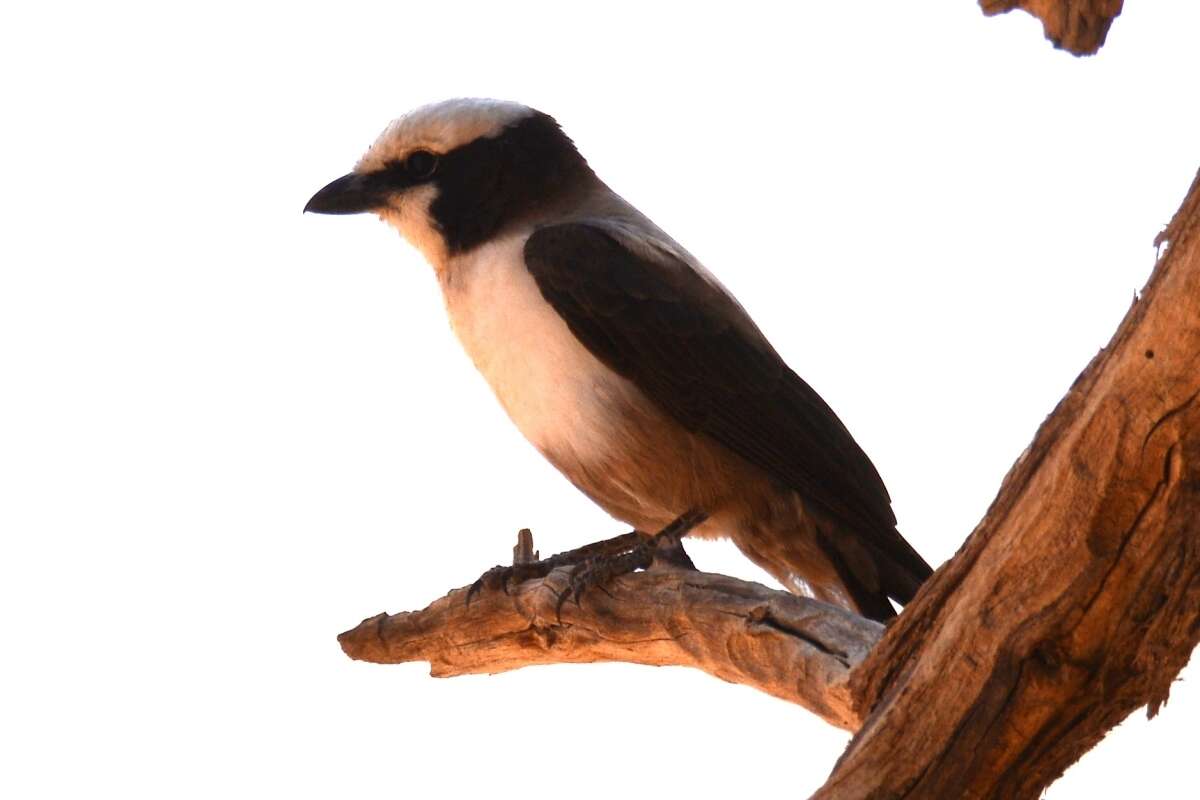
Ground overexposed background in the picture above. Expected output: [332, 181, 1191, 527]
[2, 2, 1197, 797]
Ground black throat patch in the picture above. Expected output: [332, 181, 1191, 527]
[426, 112, 595, 254]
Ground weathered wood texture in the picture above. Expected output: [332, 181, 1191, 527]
[980, 0, 1123, 55]
[339, 567, 883, 730]
[813, 169, 1200, 798]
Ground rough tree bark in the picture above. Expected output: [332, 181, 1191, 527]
[340, 9, 1200, 798]
[810, 167, 1200, 798]
[979, 0, 1123, 55]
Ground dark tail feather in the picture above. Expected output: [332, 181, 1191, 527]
[816, 526, 934, 623]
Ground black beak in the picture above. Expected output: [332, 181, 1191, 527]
[303, 172, 386, 215]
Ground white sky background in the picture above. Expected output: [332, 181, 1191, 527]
[2, 1, 1198, 797]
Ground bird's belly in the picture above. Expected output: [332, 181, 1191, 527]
[441, 234, 623, 464]
[439, 234, 741, 533]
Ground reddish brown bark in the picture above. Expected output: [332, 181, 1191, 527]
[979, 0, 1124, 55]
[813, 168, 1200, 798]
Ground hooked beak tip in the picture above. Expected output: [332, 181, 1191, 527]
[304, 172, 383, 216]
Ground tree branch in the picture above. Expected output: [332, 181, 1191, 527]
[813, 167, 1200, 798]
[979, 0, 1124, 55]
[339, 564, 883, 731]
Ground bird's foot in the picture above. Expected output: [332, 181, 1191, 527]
[467, 561, 553, 602]
[555, 510, 707, 619]
[466, 531, 643, 605]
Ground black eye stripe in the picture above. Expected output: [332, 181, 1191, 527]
[427, 112, 593, 254]
[405, 149, 438, 178]
[374, 150, 440, 190]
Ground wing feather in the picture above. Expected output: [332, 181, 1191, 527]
[524, 221, 931, 593]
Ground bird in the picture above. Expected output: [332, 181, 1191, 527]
[304, 98, 932, 621]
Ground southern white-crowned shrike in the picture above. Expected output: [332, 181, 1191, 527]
[305, 99, 932, 620]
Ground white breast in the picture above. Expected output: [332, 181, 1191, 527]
[439, 233, 622, 463]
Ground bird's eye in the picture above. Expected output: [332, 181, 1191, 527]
[405, 150, 438, 179]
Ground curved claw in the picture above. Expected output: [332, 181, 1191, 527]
[466, 564, 508, 606]
[468, 561, 558, 606]
[465, 571, 492, 607]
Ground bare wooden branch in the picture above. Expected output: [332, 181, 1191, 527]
[813, 168, 1200, 798]
[339, 567, 883, 730]
[512, 528, 537, 565]
[979, 0, 1123, 55]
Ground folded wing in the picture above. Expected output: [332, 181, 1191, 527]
[524, 221, 931, 606]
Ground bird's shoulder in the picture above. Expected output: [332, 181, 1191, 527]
[525, 217, 770, 348]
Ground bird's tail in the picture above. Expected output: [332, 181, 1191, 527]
[812, 521, 933, 621]
[736, 502, 933, 622]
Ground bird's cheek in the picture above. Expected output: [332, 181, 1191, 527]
[379, 187, 447, 267]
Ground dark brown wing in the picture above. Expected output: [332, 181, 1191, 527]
[524, 221, 931, 603]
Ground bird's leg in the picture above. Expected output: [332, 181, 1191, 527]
[466, 531, 643, 604]
[556, 510, 707, 618]
[648, 519, 698, 571]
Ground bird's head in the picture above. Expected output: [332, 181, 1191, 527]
[305, 98, 594, 268]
